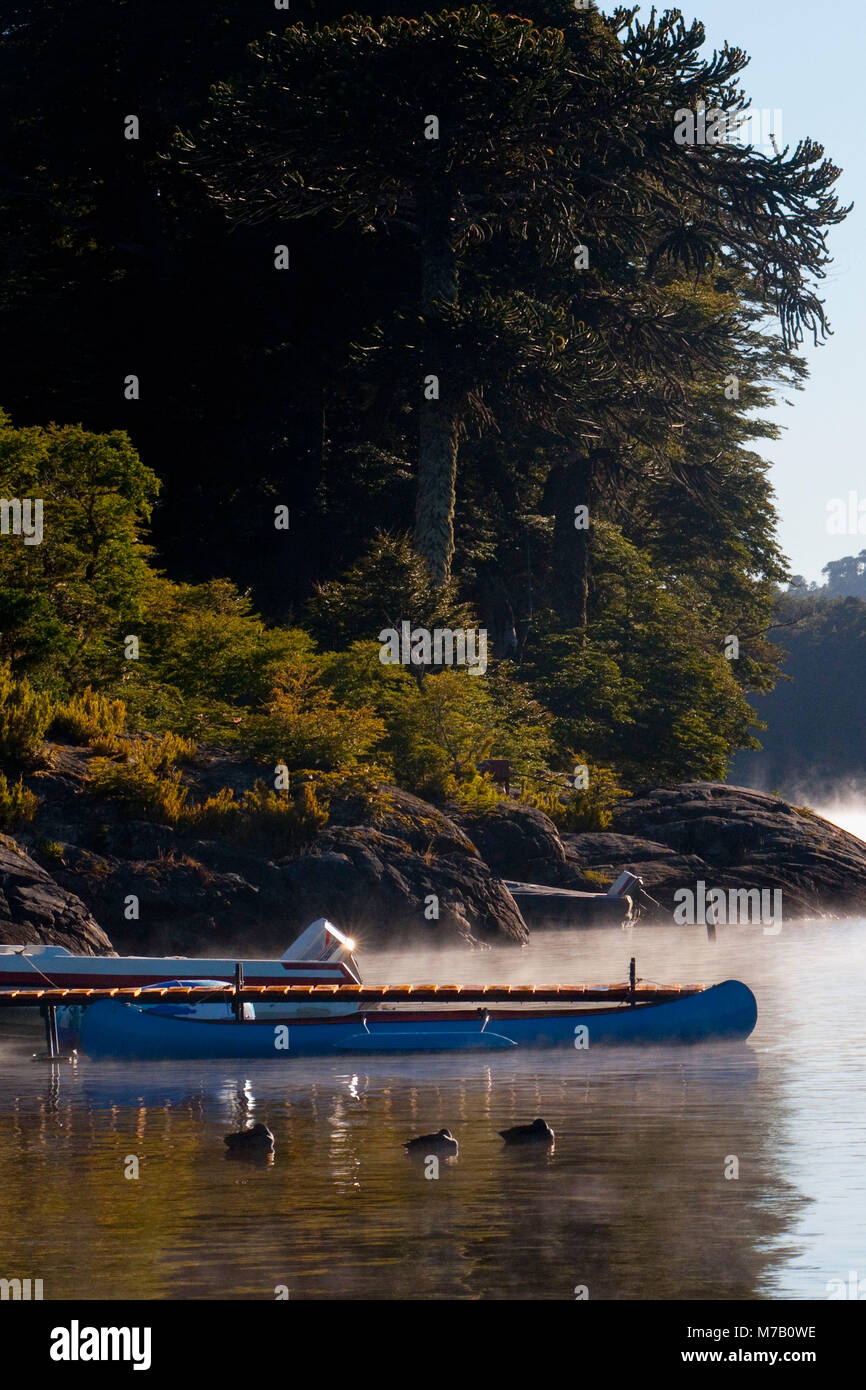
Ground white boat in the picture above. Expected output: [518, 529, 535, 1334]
[504, 870, 644, 927]
[1, 919, 363, 1050]
[0, 918, 360, 1001]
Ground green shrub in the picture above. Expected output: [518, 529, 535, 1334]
[50, 687, 127, 745]
[89, 734, 125, 756]
[35, 838, 64, 861]
[452, 772, 505, 811]
[0, 663, 53, 762]
[132, 731, 197, 773]
[87, 741, 328, 850]
[192, 778, 328, 853]
[86, 758, 190, 824]
[0, 771, 39, 828]
[85, 731, 197, 822]
[111, 677, 244, 743]
[558, 763, 630, 831]
[519, 761, 630, 832]
[242, 667, 385, 771]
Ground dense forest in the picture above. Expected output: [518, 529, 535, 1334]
[0, 1, 849, 836]
[733, 571, 866, 798]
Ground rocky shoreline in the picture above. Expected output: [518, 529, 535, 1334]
[3, 746, 866, 955]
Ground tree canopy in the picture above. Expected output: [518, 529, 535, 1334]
[0, 2, 851, 798]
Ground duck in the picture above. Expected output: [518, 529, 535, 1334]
[404, 1127, 459, 1157]
[499, 1118, 555, 1146]
[224, 1122, 275, 1153]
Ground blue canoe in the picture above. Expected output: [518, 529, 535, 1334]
[78, 980, 757, 1060]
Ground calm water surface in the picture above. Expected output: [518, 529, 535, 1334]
[0, 922, 863, 1300]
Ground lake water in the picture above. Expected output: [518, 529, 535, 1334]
[0, 921, 863, 1301]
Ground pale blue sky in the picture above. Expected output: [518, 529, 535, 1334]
[602, 0, 863, 584]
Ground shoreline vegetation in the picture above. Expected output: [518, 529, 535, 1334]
[0, 4, 856, 952]
[4, 739, 866, 954]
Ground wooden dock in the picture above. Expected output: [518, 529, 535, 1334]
[0, 980, 703, 1007]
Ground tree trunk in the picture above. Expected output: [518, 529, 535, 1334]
[544, 453, 593, 638]
[415, 197, 459, 587]
[416, 409, 459, 587]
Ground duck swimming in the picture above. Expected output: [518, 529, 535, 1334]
[404, 1128, 459, 1157]
[499, 1118, 555, 1146]
[224, 1122, 275, 1153]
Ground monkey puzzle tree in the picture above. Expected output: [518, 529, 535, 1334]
[180, 9, 616, 585]
[181, 5, 846, 601]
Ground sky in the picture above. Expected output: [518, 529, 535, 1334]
[600, 0, 864, 585]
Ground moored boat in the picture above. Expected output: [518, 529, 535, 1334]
[0, 918, 360, 991]
[0, 916, 758, 1060]
[73, 978, 757, 1060]
[1, 919, 363, 1053]
[504, 872, 638, 928]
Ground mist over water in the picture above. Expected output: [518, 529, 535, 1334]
[735, 774, 866, 845]
[813, 797, 866, 844]
[0, 921, 863, 1300]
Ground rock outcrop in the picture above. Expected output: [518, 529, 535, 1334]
[7, 761, 528, 952]
[6, 757, 866, 955]
[568, 783, 866, 918]
[455, 803, 569, 884]
[278, 786, 527, 947]
[0, 834, 113, 953]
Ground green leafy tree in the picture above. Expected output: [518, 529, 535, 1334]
[523, 523, 758, 782]
[114, 576, 308, 738]
[242, 664, 386, 772]
[306, 533, 474, 655]
[0, 412, 159, 689]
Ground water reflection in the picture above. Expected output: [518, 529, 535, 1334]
[0, 921, 862, 1299]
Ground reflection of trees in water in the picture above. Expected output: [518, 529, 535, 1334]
[0, 1054, 805, 1300]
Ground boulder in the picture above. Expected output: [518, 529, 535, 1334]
[599, 783, 866, 917]
[332, 784, 478, 857]
[454, 802, 567, 883]
[281, 825, 528, 947]
[0, 834, 113, 953]
[49, 840, 291, 956]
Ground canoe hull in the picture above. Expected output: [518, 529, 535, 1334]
[78, 980, 757, 1060]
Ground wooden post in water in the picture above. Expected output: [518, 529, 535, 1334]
[41, 1003, 56, 1056]
[628, 957, 636, 1006]
[35, 1003, 64, 1062]
[233, 962, 245, 1022]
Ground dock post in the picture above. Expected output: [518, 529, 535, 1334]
[628, 957, 636, 1005]
[234, 962, 245, 1022]
[37, 1003, 62, 1061]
